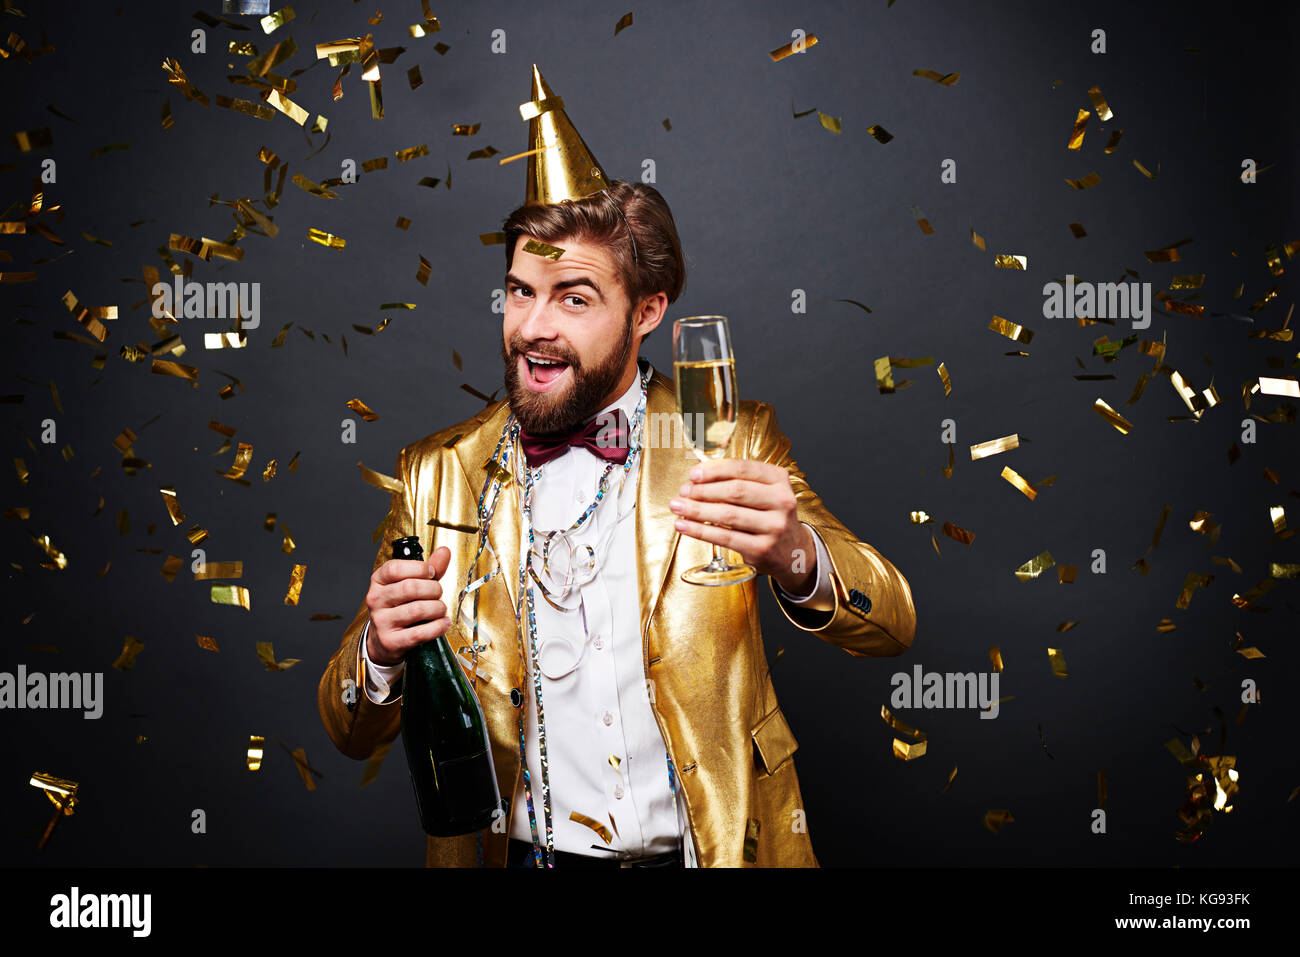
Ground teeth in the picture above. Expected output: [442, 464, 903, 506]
[529, 357, 563, 366]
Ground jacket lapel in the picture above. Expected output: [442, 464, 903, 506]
[452, 401, 521, 615]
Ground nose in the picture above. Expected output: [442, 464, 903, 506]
[513, 294, 558, 348]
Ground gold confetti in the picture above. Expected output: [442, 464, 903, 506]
[279, 521, 296, 554]
[1066, 108, 1089, 150]
[308, 227, 345, 249]
[1269, 505, 1286, 533]
[1000, 466, 1037, 500]
[984, 810, 1014, 833]
[1237, 646, 1265, 659]
[1047, 648, 1068, 677]
[256, 641, 301, 671]
[909, 205, 934, 234]
[909, 510, 932, 524]
[1069, 222, 1087, 238]
[614, 11, 633, 35]
[466, 146, 499, 160]
[160, 556, 183, 582]
[194, 562, 244, 580]
[881, 704, 927, 741]
[112, 636, 145, 670]
[866, 124, 893, 144]
[1175, 572, 1214, 609]
[522, 238, 564, 260]
[284, 564, 306, 605]
[159, 486, 185, 526]
[570, 810, 613, 844]
[1258, 376, 1300, 397]
[196, 635, 220, 652]
[13, 127, 53, 152]
[989, 647, 1004, 672]
[970, 228, 986, 251]
[989, 315, 1033, 344]
[1170, 274, 1205, 290]
[247, 735, 265, 771]
[1014, 550, 1055, 582]
[216, 94, 276, 121]
[395, 143, 429, 162]
[1156, 618, 1176, 632]
[211, 585, 251, 610]
[941, 521, 975, 545]
[943, 766, 959, 793]
[1270, 563, 1300, 579]
[1093, 397, 1133, 434]
[346, 398, 380, 422]
[204, 333, 247, 350]
[970, 434, 1019, 460]
[1133, 158, 1158, 180]
[218, 442, 254, 481]
[1065, 172, 1101, 190]
[873, 356, 897, 394]
[892, 738, 927, 760]
[1058, 566, 1078, 583]
[451, 123, 480, 136]
[913, 69, 959, 85]
[30, 532, 67, 570]
[817, 111, 842, 134]
[937, 362, 952, 396]
[479, 232, 506, 245]
[994, 254, 1027, 270]
[770, 35, 818, 61]
[416, 254, 431, 286]
[358, 461, 404, 494]
[1087, 86, 1113, 121]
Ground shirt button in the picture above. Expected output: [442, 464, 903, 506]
[614, 786, 624, 800]
[601, 711, 613, 726]
[592, 635, 604, 650]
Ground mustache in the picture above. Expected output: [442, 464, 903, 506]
[510, 342, 578, 365]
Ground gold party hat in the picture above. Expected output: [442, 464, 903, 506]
[519, 65, 609, 206]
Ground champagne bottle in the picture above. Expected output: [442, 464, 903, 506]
[391, 535, 501, 836]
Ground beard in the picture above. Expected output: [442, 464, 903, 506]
[500, 309, 636, 435]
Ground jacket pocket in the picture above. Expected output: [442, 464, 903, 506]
[750, 705, 799, 775]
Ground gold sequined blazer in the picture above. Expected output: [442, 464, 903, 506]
[318, 363, 916, 867]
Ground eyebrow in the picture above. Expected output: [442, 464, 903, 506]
[505, 272, 604, 301]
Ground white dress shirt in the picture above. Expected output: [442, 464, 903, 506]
[360, 361, 835, 863]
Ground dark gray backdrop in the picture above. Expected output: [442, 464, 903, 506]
[2, 0, 1297, 867]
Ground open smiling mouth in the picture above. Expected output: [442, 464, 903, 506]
[522, 353, 571, 390]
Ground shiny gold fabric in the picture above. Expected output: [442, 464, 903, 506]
[317, 364, 917, 867]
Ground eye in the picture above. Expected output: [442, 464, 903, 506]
[563, 294, 587, 308]
[508, 284, 532, 298]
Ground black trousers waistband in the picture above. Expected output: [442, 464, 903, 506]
[507, 838, 682, 868]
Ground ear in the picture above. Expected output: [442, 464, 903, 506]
[633, 291, 668, 340]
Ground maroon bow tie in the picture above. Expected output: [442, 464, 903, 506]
[519, 408, 631, 467]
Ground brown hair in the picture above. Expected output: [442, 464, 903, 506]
[502, 180, 687, 308]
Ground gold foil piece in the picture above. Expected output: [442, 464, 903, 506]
[395, 143, 429, 162]
[1258, 376, 1300, 397]
[1014, 550, 1055, 582]
[247, 735, 265, 771]
[1093, 397, 1133, 434]
[256, 641, 300, 670]
[909, 205, 934, 234]
[569, 810, 613, 844]
[194, 561, 243, 580]
[30, 532, 68, 570]
[614, 12, 633, 35]
[522, 238, 565, 261]
[873, 356, 896, 394]
[989, 315, 1033, 344]
[1269, 505, 1286, 532]
[216, 94, 276, 120]
[1133, 159, 1158, 179]
[910, 510, 932, 525]
[261, 6, 294, 33]
[466, 146, 498, 160]
[1175, 572, 1214, 609]
[218, 442, 254, 481]
[866, 124, 893, 144]
[941, 521, 975, 545]
[13, 127, 54, 151]
[346, 398, 380, 422]
[1268, 563, 1299, 579]
[307, 227, 345, 249]
[970, 434, 1019, 460]
[913, 69, 959, 85]
[770, 35, 819, 61]
[984, 810, 1014, 833]
[1170, 274, 1205, 290]
[892, 738, 927, 761]
[1047, 647, 1068, 677]
[284, 563, 306, 605]
[358, 461, 404, 494]
[159, 486, 185, 526]
[211, 585, 251, 610]
[1001, 466, 1037, 500]
[263, 88, 309, 125]
[452, 123, 480, 136]
[1058, 565, 1078, 583]
[1069, 222, 1087, 238]
[161, 555, 183, 582]
[112, 636, 145, 670]
[1066, 108, 1089, 150]
[1065, 172, 1101, 190]
[970, 228, 985, 251]
[937, 362, 952, 396]
[994, 254, 1027, 269]
[881, 704, 927, 741]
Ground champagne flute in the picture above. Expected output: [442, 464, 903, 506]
[673, 316, 756, 586]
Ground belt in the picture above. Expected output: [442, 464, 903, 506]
[507, 838, 682, 869]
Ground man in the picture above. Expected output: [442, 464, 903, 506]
[317, 68, 916, 868]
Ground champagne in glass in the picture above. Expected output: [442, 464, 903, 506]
[673, 316, 756, 586]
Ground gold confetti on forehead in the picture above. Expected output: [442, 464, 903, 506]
[522, 238, 565, 261]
